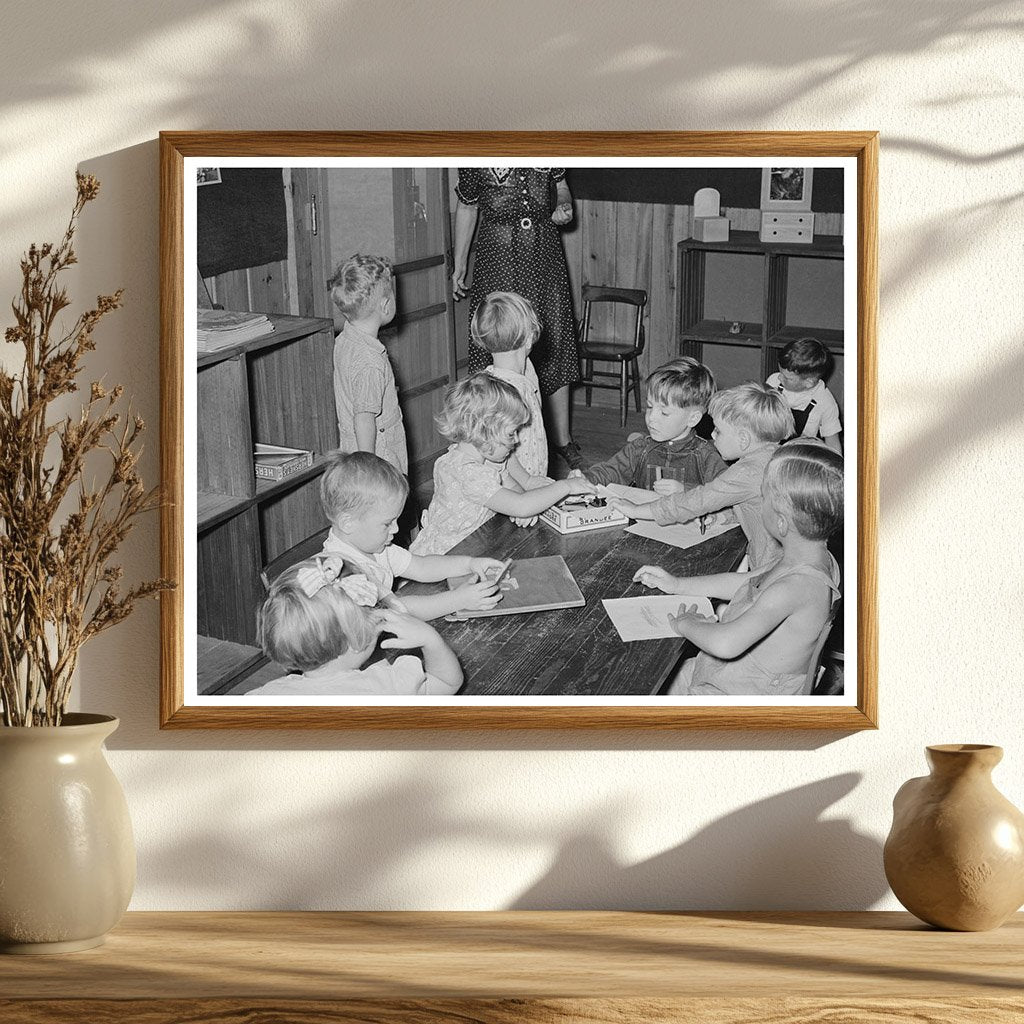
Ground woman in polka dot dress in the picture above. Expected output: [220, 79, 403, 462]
[452, 167, 582, 468]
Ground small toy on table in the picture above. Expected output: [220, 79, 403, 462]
[540, 492, 629, 535]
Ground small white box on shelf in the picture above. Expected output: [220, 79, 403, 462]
[759, 211, 815, 244]
[692, 216, 730, 242]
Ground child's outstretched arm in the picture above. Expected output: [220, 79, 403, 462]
[397, 578, 502, 621]
[403, 554, 505, 585]
[485, 476, 595, 518]
[822, 432, 842, 455]
[503, 453, 555, 492]
[633, 565, 749, 601]
[379, 610, 463, 693]
[667, 577, 802, 660]
[615, 460, 761, 526]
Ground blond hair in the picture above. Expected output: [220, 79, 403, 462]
[319, 451, 409, 524]
[646, 357, 716, 411]
[435, 373, 529, 459]
[256, 558, 379, 673]
[471, 291, 541, 353]
[327, 254, 393, 318]
[709, 382, 795, 443]
[763, 440, 843, 541]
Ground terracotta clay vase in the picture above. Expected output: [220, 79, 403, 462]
[884, 744, 1024, 931]
[0, 714, 135, 953]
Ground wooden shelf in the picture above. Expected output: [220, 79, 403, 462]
[678, 233, 844, 380]
[770, 324, 844, 353]
[196, 314, 333, 369]
[196, 490, 251, 534]
[1, 911, 1019, 1022]
[679, 229, 844, 259]
[196, 635, 266, 696]
[196, 314, 335, 685]
[682, 319, 764, 347]
[253, 454, 331, 503]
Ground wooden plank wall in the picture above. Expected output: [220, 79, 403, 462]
[203, 259, 290, 315]
[205, 198, 844, 415]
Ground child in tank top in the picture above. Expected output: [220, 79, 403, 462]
[633, 440, 843, 696]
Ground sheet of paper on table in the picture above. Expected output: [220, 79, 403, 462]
[602, 595, 715, 642]
[601, 483, 736, 550]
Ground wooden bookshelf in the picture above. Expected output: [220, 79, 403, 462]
[678, 230, 844, 379]
[196, 313, 335, 692]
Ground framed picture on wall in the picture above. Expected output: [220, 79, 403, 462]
[160, 131, 878, 731]
[761, 166, 814, 211]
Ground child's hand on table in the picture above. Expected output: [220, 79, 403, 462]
[563, 476, 596, 497]
[632, 565, 680, 594]
[653, 478, 685, 496]
[667, 603, 715, 638]
[510, 515, 538, 528]
[608, 497, 655, 521]
[468, 557, 505, 581]
[451, 576, 503, 613]
[379, 610, 446, 650]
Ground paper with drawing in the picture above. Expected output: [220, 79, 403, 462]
[602, 595, 715, 642]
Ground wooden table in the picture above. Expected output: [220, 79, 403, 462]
[401, 516, 747, 697]
[2, 911, 1020, 1022]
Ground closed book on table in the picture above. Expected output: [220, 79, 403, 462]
[446, 556, 585, 619]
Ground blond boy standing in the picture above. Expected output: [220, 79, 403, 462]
[329, 254, 407, 474]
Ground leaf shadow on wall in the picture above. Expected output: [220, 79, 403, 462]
[130, 761, 886, 912]
[510, 774, 887, 911]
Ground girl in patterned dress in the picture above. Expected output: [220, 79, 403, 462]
[410, 374, 596, 556]
[452, 167, 582, 468]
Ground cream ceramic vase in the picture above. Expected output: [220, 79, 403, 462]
[0, 713, 135, 953]
[884, 744, 1024, 931]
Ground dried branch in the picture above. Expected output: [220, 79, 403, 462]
[0, 174, 176, 726]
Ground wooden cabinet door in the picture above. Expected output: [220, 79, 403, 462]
[292, 166, 457, 486]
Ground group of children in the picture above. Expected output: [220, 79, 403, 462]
[250, 251, 844, 699]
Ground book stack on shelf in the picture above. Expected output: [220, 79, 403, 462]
[197, 309, 274, 353]
[253, 443, 314, 482]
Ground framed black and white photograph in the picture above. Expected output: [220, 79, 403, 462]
[160, 132, 877, 730]
[761, 166, 814, 211]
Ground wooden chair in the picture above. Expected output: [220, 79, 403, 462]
[259, 527, 331, 591]
[577, 285, 648, 427]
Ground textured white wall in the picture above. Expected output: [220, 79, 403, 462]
[2, 0, 1021, 910]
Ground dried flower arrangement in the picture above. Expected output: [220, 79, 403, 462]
[0, 174, 173, 726]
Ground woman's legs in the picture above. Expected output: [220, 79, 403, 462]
[545, 384, 581, 470]
[544, 385, 572, 447]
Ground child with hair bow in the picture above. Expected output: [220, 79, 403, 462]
[250, 554, 463, 696]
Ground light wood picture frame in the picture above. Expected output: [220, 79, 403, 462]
[160, 131, 878, 730]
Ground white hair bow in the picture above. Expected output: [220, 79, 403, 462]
[296, 556, 377, 607]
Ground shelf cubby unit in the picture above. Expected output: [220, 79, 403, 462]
[678, 231, 844, 380]
[196, 314, 336, 692]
